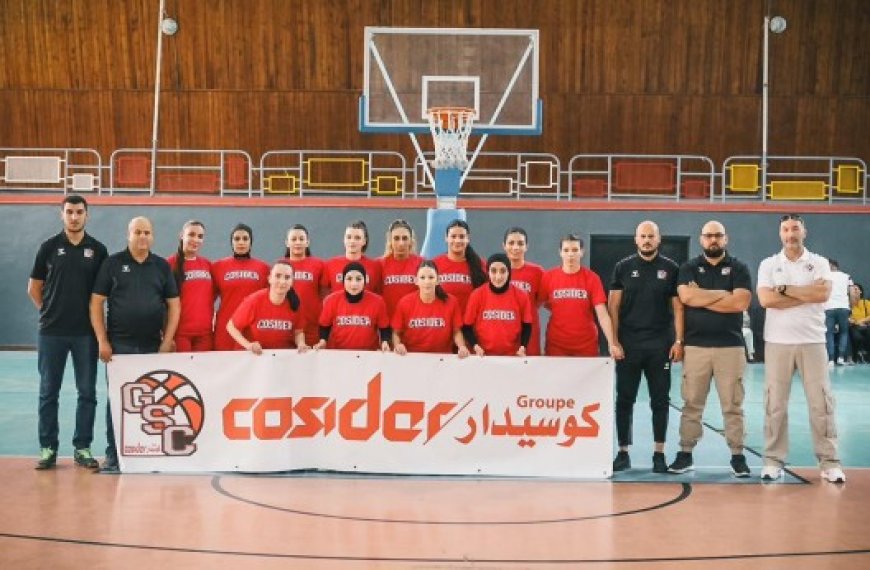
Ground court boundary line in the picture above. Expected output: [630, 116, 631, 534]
[1, 531, 868, 564]
[210, 477, 692, 525]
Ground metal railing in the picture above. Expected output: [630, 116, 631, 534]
[722, 155, 867, 204]
[259, 150, 407, 198]
[413, 152, 561, 200]
[566, 154, 717, 202]
[1, 145, 866, 205]
[0, 147, 102, 194]
[108, 148, 255, 197]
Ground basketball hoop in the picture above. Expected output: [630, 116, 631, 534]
[426, 106, 475, 170]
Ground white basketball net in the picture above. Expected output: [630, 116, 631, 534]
[426, 107, 475, 170]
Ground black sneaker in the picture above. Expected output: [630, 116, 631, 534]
[652, 452, 668, 473]
[612, 451, 631, 472]
[730, 454, 751, 478]
[101, 454, 120, 473]
[74, 448, 100, 469]
[35, 448, 57, 470]
[668, 451, 694, 474]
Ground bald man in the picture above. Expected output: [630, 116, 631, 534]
[669, 221, 752, 477]
[90, 217, 180, 472]
[609, 221, 684, 474]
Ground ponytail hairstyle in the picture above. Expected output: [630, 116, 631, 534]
[446, 219, 487, 288]
[284, 224, 312, 258]
[174, 220, 205, 287]
[272, 260, 301, 312]
[417, 259, 448, 302]
[383, 218, 417, 257]
[347, 220, 370, 254]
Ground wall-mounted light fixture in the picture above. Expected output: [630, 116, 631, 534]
[161, 17, 179, 36]
[769, 16, 787, 34]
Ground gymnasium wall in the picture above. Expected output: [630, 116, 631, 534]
[3, 204, 867, 347]
[0, 0, 868, 166]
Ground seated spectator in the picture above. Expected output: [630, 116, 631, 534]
[849, 283, 870, 364]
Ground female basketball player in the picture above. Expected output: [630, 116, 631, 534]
[212, 223, 270, 350]
[432, 219, 487, 313]
[540, 234, 622, 358]
[323, 220, 383, 293]
[380, 219, 423, 318]
[392, 260, 469, 357]
[315, 262, 391, 351]
[227, 260, 308, 354]
[168, 220, 214, 352]
[462, 253, 533, 357]
[284, 224, 325, 346]
[503, 227, 544, 356]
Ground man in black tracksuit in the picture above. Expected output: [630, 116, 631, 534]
[609, 221, 684, 474]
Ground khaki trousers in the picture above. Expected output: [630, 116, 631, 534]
[763, 343, 840, 469]
[678, 346, 746, 454]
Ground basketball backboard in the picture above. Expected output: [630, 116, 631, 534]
[360, 27, 541, 135]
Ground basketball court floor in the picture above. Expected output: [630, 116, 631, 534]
[1, 351, 869, 568]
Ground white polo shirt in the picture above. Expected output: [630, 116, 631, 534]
[757, 248, 831, 344]
[824, 270, 851, 310]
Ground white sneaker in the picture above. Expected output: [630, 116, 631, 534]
[821, 467, 846, 483]
[761, 466, 782, 481]
[836, 357, 845, 366]
[827, 361, 835, 369]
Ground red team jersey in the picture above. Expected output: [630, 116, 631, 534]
[379, 254, 423, 317]
[211, 256, 270, 350]
[230, 289, 306, 350]
[319, 291, 389, 350]
[540, 266, 607, 356]
[167, 255, 215, 338]
[322, 255, 383, 294]
[391, 292, 462, 353]
[286, 256, 325, 346]
[464, 285, 533, 356]
[432, 255, 484, 314]
[510, 262, 544, 356]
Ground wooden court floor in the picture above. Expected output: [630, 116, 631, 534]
[1, 457, 869, 569]
[2, 354, 869, 568]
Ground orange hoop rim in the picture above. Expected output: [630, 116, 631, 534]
[426, 106, 477, 130]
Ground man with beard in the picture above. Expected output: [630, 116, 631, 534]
[609, 221, 683, 474]
[668, 221, 752, 476]
[756, 214, 844, 483]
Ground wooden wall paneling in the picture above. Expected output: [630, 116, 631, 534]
[832, 97, 870, 157]
[834, 1, 870, 94]
[768, 93, 798, 157]
[795, 97, 835, 155]
[0, 0, 867, 172]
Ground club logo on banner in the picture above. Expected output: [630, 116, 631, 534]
[109, 352, 614, 477]
[120, 370, 205, 457]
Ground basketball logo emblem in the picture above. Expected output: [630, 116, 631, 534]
[135, 370, 205, 436]
[120, 369, 205, 457]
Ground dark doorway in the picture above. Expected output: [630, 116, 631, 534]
[589, 234, 690, 354]
[589, 235, 690, 292]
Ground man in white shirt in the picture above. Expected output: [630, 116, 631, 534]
[756, 214, 845, 483]
[824, 259, 852, 366]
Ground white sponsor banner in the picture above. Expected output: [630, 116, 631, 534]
[107, 351, 614, 478]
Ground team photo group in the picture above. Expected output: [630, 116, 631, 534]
[29, 195, 847, 483]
